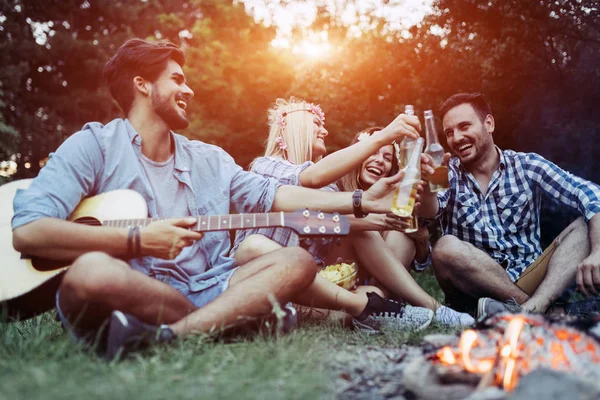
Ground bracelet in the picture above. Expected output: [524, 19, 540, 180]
[134, 226, 141, 258]
[352, 189, 369, 218]
[127, 227, 134, 258]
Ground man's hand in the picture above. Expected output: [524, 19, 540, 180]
[140, 217, 204, 260]
[576, 251, 600, 296]
[420, 153, 436, 180]
[377, 113, 421, 143]
[361, 170, 404, 214]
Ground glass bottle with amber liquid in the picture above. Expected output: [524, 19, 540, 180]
[424, 110, 449, 192]
[393, 105, 420, 233]
[391, 136, 423, 234]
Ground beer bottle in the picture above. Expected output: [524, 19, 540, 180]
[424, 110, 449, 192]
[391, 137, 423, 223]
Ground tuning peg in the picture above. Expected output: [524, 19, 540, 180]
[317, 212, 325, 220]
[303, 209, 310, 218]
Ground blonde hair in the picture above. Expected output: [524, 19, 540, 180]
[260, 97, 324, 166]
[338, 126, 398, 191]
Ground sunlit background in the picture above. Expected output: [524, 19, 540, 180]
[1, 0, 599, 227]
[242, 0, 434, 58]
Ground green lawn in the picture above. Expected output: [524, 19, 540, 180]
[1, 272, 452, 400]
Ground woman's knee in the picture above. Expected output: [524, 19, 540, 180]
[280, 247, 318, 285]
[237, 234, 282, 260]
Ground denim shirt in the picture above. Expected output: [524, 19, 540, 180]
[12, 118, 280, 295]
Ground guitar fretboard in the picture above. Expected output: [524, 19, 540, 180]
[102, 212, 286, 232]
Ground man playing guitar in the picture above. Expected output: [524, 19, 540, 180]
[11, 39, 407, 359]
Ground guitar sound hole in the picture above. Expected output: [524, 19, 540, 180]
[20, 217, 99, 272]
[29, 256, 71, 272]
[74, 217, 102, 226]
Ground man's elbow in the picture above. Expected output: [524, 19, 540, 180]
[12, 225, 36, 253]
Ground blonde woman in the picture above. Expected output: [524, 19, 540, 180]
[233, 97, 474, 327]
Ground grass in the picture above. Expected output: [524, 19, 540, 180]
[0, 271, 454, 400]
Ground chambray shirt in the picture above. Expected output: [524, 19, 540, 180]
[429, 147, 600, 282]
[12, 119, 280, 295]
[231, 156, 338, 266]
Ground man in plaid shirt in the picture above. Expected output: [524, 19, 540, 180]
[419, 93, 600, 318]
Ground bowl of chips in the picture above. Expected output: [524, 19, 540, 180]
[319, 261, 357, 290]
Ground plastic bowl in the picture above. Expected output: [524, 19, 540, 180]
[319, 262, 357, 290]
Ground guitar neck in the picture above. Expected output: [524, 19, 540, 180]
[102, 212, 287, 232]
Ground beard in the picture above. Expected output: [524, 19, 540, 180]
[151, 89, 189, 131]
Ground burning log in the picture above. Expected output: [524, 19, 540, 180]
[428, 312, 600, 392]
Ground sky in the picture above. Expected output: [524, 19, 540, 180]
[240, 0, 434, 55]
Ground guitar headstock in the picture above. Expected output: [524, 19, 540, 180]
[285, 209, 350, 237]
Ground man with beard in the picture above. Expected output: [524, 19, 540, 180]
[11, 39, 407, 359]
[418, 92, 600, 318]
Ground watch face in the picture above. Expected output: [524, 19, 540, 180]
[352, 189, 367, 218]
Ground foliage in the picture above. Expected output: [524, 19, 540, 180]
[1, 0, 598, 200]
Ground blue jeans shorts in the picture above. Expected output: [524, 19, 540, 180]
[56, 267, 238, 344]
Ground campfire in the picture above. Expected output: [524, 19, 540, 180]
[430, 313, 600, 391]
[400, 312, 600, 400]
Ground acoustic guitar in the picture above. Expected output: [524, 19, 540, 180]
[0, 179, 350, 317]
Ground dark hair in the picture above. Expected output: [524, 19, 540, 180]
[338, 126, 399, 191]
[103, 39, 185, 115]
[439, 93, 492, 122]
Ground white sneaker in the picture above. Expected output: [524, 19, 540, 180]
[353, 292, 434, 333]
[435, 306, 475, 327]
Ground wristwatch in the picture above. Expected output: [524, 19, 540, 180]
[352, 189, 369, 218]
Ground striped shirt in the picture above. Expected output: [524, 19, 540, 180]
[232, 156, 338, 266]
[430, 147, 600, 282]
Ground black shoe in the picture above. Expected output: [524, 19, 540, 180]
[105, 310, 176, 361]
[280, 303, 298, 334]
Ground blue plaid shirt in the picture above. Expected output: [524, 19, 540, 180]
[232, 156, 338, 266]
[430, 147, 600, 282]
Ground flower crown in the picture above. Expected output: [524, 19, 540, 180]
[275, 103, 325, 151]
[357, 132, 371, 142]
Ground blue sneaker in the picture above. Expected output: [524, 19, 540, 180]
[105, 310, 176, 360]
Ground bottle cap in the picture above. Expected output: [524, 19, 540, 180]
[424, 110, 433, 118]
[404, 105, 415, 115]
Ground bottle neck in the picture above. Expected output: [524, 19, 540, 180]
[424, 116, 439, 148]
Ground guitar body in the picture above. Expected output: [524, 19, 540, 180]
[0, 180, 147, 318]
[1, 179, 349, 320]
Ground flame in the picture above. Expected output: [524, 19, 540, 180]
[438, 346, 456, 364]
[433, 313, 600, 392]
[501, 317, 524, 391]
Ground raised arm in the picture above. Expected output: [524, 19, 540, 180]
[272, 170, 404, 214]
[298, 113, 421, 188]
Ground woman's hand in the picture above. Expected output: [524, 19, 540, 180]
[377, 113, 421, 144]
[362, 170, 404, 214]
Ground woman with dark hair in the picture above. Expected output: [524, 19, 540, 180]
[233, 98, 474, 327]
[339, 127, 431, 273]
